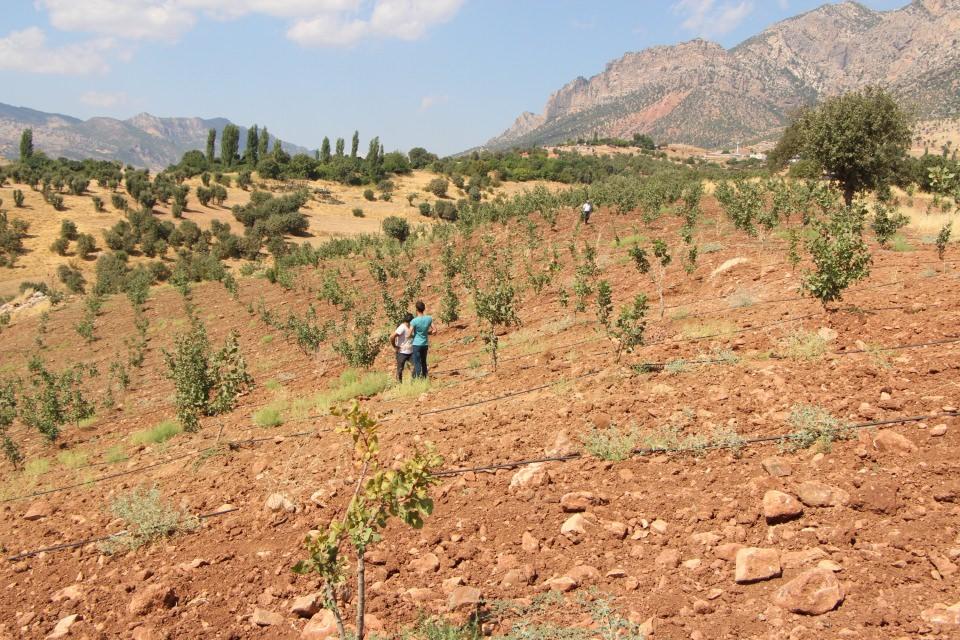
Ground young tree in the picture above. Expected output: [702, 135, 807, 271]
[293, 402, 441, 640]
[19, 129, 33, 161]
[802, 204, 872, 308]
[609, 294, 649, 363]
[366, 136, 382, 182]
[220, 124, 240, 169]
[472, 253, 520, 370]
[629, 240, 671, 319]
[206, 128, 216, 165]
[320, 136, 331, 163]
[245, 125, 259, 166]
[936, 221, 952, 269]
[776, 86, 911, 206]
[351, 130, 360, 159]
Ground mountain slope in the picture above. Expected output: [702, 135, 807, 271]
[488, 0, 960, 150]
[0, 103, 310, 169]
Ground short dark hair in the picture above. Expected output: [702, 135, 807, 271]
[415, 300, 425, 313]
[403, 312, 414, 323]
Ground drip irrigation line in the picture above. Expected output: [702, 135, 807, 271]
[5, 507, 239, 562]
[834, 336, 960, 356]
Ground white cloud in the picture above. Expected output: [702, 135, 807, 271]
[419, 94, 448, 111]
[80, 90, 127, 107]
[0, 27, 113, 74]
[674, 0, 753, 38]
[35, 0, 463, 47]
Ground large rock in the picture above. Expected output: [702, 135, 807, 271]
[872, 430, 918, 456]
[509, 463, 550, 489]
[291, 593, 322, 618]
[541, 576, 578, 592]
[264, 493, 296, 513]
[796, 481, 849, 507]
[51, 584, 83, 602]
[772, 568, 844, 615]
[447, 586, 482, 612]
[408, 553, 440, 575]
[762, 490, 803, 523]
[920, 603, 960, 626]
[301, 610, 338, 640]
[761, 457, 793, 478]
[24, 500, 52, 521]
[47, 614, 80, 639]
[251, 608, 284, 626]
[128, 583, 177, 616]
[561, 513, 589, 537]
[560, 491, 601, 512]
[735, 548, 781, 584]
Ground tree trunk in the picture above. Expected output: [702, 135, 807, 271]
[325, 584, 347, 640]
[843, 183, 855, 208]
[356, 555, 366, 639]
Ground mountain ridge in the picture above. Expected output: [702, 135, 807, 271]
[487, 0, 960, 150]
[0, 103, 310, 169]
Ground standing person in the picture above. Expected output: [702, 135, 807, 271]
[410, 300, 435, 379]
[392, 312, 414, 382]
[581, 200, 593, 225]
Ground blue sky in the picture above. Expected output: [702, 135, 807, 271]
[0, 0, 908, 156]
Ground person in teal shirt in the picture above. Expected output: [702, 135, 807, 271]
[409, 300, 435, 379]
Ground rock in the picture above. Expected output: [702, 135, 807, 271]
[735, 548, 781, 583]
[51, 584, 83, 602]
[131, 628, 158, 640]
[561, 513, 589, 537]
[541, 576, 578, 592]
[404, 588, 436, 604]
[929, 553, 958, 577]
[264, 493, 296, 513]
[872, 430, 918, 456]
[772, 568, 844, 615]
[782, 548, 829, 569]
[501, 566, 536, 588]
[24, 500, 52, 521]
[546, 431, 578, 456]
[761, 457, 793, 478]
[566, 565, 600, 583]
[409, 553, 440, 575]
[655, 548, 681, 569]
[650, 519, 668, 535]
[128, 584, 177, 615]
[920, 603, 960, 626]
[763, 490, 804, 523]
[930, 424, 948, 437]
[817, 327, 838, 342]
[604, 520, 628, 539]
[291, 593, 322, 618]
[47, 614, 80, 639]
[850, 477, 900, 514]
[251, 608, 284, 626]
[818, 560, 843, 572]
[858, 402, 879, 419]
[301, 610, 338, 640]
[365, 550, 388, 565]
[560, 491, 600, 512]
[796, 481, 849, 507]
[715, 543, 745, 562]
[510, 463, 550, 489]
[447, 586, 482, 612]
[693, 599, 714, 614]
[521, 531, 540, 553]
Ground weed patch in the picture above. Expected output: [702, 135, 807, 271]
[583, 424, 638, 461]
[131, 419, 182, 446]
[681, 320, 735, 339]
[103, 486, 198, 552]
[781, 404, 848, 452]
[384, 378, 431, 400]
[56, 450, 88, 469]
[253, 403, 284, 428]
[779, 330, 828, 360]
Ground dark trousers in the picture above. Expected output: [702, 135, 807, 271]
[411, 345, 429, 379]
[396, 351, 412, 382]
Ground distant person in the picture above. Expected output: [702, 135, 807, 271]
[581, 200, 593, 224]
[410, 300, 435, 379]
[392, 312, 414, 382]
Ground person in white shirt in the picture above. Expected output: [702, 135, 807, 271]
[392, 312, 415, 382]
[581, 200, 593, 224]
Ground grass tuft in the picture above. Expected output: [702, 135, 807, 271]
[57, 450, 88, 469]
[24, 458, 51, 476]
[132, 419, 182, 446]
[681, 320, 735, 339]
[779, 330, 828, 360]
[582, 424, 638, 461]
[781, 404, 847, 452]
[105, 445, 128, 464]
[253, 403, 284, 428]
[384, 378, 431, 400]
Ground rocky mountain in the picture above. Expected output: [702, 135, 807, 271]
[0, 103, 310, 169]
[488, 0, 960, 150]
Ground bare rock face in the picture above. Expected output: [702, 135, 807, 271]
[772, 568, 844, 615]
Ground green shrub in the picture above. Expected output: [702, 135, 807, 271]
[352, 208, 365, 217]
[363, 188, 375, 201]
[382, 216, 410, 243]
[91, 196, 105, 212]
[50, 236, 69, 255]
[57, 264, 86, 293]
[802, 205, 872, 307]
[104, 486, 198, 552]
[418, 202, 432, 217]
[426, 177, 449, 198]
[253, 405, 283, 428]
[583, 424, 638, 461]
[781, 404, 848, 452]
[12, 189, 24, 207]
[132, 419, 183, 446]
[76, 233, 96, 259]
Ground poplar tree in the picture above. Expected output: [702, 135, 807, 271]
[335, 138, 345, 158]
[350, 131, 359, 159]
[245, 125, 259, 166]
[320, 137, 331, 163]
[220, 124, 240, 168]
[258, 126, 270, 160]
[19, 129, 33, 161]
[206, 129, 216, 165]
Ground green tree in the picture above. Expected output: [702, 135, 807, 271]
[366, 136, 382, 181]
[258, 126, 270, 159]
[206, 128, 216, 165]
[320, 136, 331, 163]
[775, 86, 911, 206]
[407, 147, 436, 169]
[351, 130, 360, 159]
[381, 216, 410, 243]
[220, 124, 240, 169]
[335, 137, 345, 158]
[803, 204, 872, 307]
[19, 129, 33, 161]
[245, 125, 259, 166]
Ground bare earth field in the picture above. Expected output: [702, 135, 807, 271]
[1, 196, 960, 639]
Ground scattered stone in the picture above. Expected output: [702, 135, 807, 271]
[541, 576, 578, 592]
[761, 457, 793, 478]
[715, 543, 745, 562]
[818, 560, 843, 572]
[128, 584, 177, 616]
[264, 493, 296, 513]
[650, 519, 668, 535]
[560, 491, 600, 512]
[929, 553, 958, 577]
[447, 586, 482, 612]
[782, 548, 829, 570]
[693, 599, 715, 614]
[930, 424, 948, 437]
[521, 531, 540, 553]
[301, 610, 338, 640]
[772, 568, 844, 615]
[604, 521, 628, 539]
[796, 481, 849, 507]
[546, 431, 578, 456]
[735, 548, 781, 584]
[920, 603, 960, 626]
[501, 566, 535, 588]
[655, 548, 681, 569]
[47, 614, 80, 639]
[409, 553, 440, 575]
[763, 490, 804, 523]
[251, 608, 284, 627]
[606, 568, 627, 578]
[291, 593, 322, 618]
[850, 478, 900, 514]
[510, 464, 550, 489]
[51, 584, 83, 602]
[24, 500, 52, 521]
[872, 430, 918, 456]
[566, 565, 600, 583]
[561, 513, 589, 537]
[404, 588, 436, 604]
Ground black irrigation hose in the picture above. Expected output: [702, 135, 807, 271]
[5, 507, 239, 562]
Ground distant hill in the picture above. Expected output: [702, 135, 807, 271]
[487, 0, 960, 150]
[0, 103, 311, 170]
